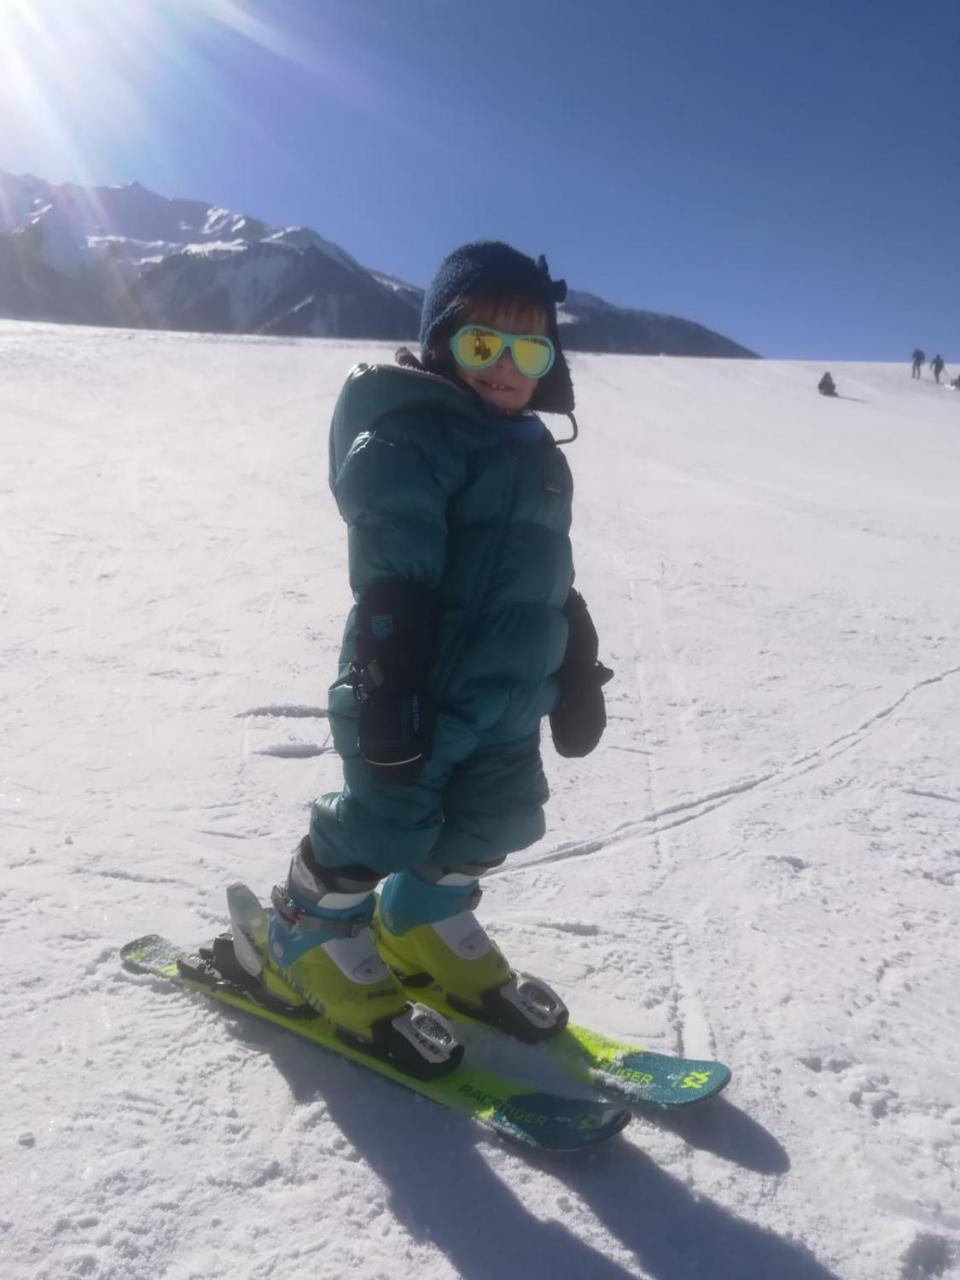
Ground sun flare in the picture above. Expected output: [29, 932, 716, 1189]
[0, 0, 309, 186]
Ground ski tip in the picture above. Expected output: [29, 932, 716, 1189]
[120, 934, 180, 973]
[121, 933, 164, 956]
[488, 1092, 632, 1151]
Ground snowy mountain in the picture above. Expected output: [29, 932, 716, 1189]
[3, 320, 958, 1279]
[0, 171, 415, 339]
[0, 170, 756, 354]
[559, 288, 755, 357]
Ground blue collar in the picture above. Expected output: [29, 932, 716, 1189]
[490, 411, 546, 444]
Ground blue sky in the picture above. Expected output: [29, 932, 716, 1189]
[1, 0, 958, 359]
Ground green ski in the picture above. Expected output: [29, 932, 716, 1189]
[120, 934, 630, 1153]
[389, 980, 731, 1111]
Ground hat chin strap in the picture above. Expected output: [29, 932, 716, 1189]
[553, 412, 579, 446]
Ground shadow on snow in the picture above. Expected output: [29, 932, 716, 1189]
[216, 1012, 839, 1280]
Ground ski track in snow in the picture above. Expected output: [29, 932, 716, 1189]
[513, 659, 960, 873]
[2, 322, 960, 1280]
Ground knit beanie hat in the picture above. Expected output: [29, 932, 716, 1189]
[419, 240, 575, 415]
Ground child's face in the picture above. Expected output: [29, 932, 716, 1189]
[454, 303, 548, 415]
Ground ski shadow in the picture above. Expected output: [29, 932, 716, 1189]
[218, 1014, 839, 1280]
[547, 1137, 840, 1280]
[636, 1095, 790, 1174]
[834, 394, 871, 403]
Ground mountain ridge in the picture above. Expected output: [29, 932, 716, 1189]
[0, 170, 757, 357]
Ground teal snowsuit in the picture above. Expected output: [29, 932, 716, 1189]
[309, 362, 575, 876]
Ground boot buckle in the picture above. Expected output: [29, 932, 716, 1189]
[271, 884, 302, 925]
[270, 885, 371, 939]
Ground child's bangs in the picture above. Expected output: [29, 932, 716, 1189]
[457, 292, 548, 335]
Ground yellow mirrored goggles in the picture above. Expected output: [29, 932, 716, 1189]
[449, 325, 556, 380]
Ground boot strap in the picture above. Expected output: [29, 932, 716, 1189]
[270, 885, 371, 939]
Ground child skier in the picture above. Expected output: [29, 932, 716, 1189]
[228, 242, 612, 1077]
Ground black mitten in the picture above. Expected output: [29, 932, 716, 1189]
[550, 590, 614, 759]
[350, 579, 438, 781]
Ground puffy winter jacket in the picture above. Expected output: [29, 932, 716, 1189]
[326, 363, 574, 764]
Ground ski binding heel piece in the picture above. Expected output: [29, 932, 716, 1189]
[178, 933, 320, 1020]
[450, 974, 569, 1044]
[337, 1003, 464, 1080]
[389, 1004, 465, 1078]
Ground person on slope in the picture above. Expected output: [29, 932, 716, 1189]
[931, 354, 946, 384]
[228, 242, 612, 1076]
[818, 371, 837, 397]
[911, 349, 925, 380]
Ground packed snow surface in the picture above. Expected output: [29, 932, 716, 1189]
[1, 322, 958, 1280]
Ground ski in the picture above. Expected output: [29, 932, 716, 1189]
[386, 974, 731, 1111]
[553, 1023, 730, 1110]
[120, 935, 631, 1153]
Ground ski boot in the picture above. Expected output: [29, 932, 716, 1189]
[374, 862, 569, 1044]
[225, 839, 463, 1080]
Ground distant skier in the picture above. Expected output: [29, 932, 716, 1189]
[224, 241, 614, 1075]
[911, 349, 925, 379]
[931, 354, 946, 384]
[818, 372, 837, 397]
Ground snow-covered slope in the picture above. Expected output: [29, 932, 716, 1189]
[1, 324, 958, 1280]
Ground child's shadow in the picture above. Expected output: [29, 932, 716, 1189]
[228, 1016, 840, 1280]
[548, 1102, 839, 1280]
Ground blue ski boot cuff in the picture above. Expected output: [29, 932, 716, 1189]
[269, 883, 376, 966]
[379, 870, 481, 938]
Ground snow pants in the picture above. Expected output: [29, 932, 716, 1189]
[308, 732, 549, 878]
